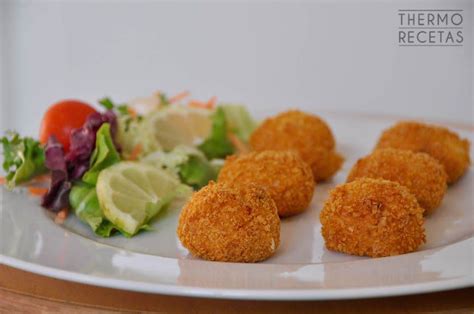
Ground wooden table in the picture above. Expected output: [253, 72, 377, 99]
[0, 265, 472, 313]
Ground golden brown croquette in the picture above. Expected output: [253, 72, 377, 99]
[249, 110, 343, 181]
[218, 151, 315, 217]
[177, 182, 280, 262]
[308, 146, 344, 182]
[347, 148, 447, 214]
[320, 178, 425, 257]
[375, 121, 470, 184]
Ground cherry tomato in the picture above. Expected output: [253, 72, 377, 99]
[39, 100, 97, 152]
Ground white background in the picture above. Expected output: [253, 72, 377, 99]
[0, 0, 472, 136]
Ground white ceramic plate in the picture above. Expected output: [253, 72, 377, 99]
[1, 112, 473, 300]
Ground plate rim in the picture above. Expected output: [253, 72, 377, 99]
[2, 249, 473, 300]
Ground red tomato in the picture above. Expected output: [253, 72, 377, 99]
[39, 100, 97, 152]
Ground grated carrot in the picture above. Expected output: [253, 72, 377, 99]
[127, 107, 138, 119]
[188, 96, 217, 110]
[128, 143, 143, 161]
[188, 100, 205, 108]
[28, 187, 48, 197]
[55, 208, 69, 224]
[0, 176, 5, 185]
[169, 91, 190, 104]
[228, 133, 249, 154]
[206, 96, 217, 109]
[31, 174, 51, 184]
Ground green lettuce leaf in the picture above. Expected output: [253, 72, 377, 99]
[82, 123, 121, 185]
[95, 220, 118, 237]
[69, 123, 122, 237]
[143, 145, 218, 190]
[69, 182, 105, 232]
[178, 155, 217, 190]
[1, 132, 46, 188]
[220, 104, 257, 142]
[198, 107, 234, 159]
[98, 97, 130, 116]
[114, 224, 153, 238]
[69, 183, 154, 238]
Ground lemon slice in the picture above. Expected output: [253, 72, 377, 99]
[96, 161, 185, 235]
[148, 106, 212, 150]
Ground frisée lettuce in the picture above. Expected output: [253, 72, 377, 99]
[1, 132, 46, 188]
[143, 145, 218, 190]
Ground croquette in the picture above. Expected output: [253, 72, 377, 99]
[375, 121, 470, 184]
[249, 110, 343, 182]
[218, 151, 315, 217]
[177, 182, 280, 262]
[347, 148, 447, 214]
[308, 146, 344, 182]
[320, 178, 425, 257]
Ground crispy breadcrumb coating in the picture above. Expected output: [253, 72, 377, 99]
[347, 148, 447, 214]
[177, 182, 280, 262]
[320, 178, 425, 257]
[375, 121, 470, 184]
[218, 151, 315, 217]
[308, 146, 344, 182]
[249, 110, 343, 181]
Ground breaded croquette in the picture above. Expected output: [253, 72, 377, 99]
[309, 146, 344, 182]
[376, 121, 470, 184]
[347, 148, 447, 214]
[218, 151, 315, 217]
[249, 110, 343, 181]
[320, 178, 425, 257]
[177, 182, 280, 262]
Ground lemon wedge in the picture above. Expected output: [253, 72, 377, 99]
[96, 161, 187, 235]
[148, 106, 212, 150]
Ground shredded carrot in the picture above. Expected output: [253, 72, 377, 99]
[228, 133, 249, 154]
[188, 96, 217, 110]
[30, 174, 51, 184]
[0, 176, 5, 185]
[188, 100, 205, 108]
[57, 209, 68, 219]
[28, 187, 48, 197]
[128, 143, 143, 161]
[169, 91, 190, 104]
[55, 208, 68, 224]
[127, 107, 138, 119]
[206, 96, 217, 109]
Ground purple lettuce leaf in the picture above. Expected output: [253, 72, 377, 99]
[41, 136, 70, 212]
[66, 110, 118, 180]
[41, 110, 118, 212]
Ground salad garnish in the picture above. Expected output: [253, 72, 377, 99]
[1, 90, 257, 237]
[41, 135, 71, 212]
[69, 123, 123, 236]
[198, 107, 235, 159]
[41, 111, 118, 212]
[143, 145, 219, 190]
[1, 132, 46, 188]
